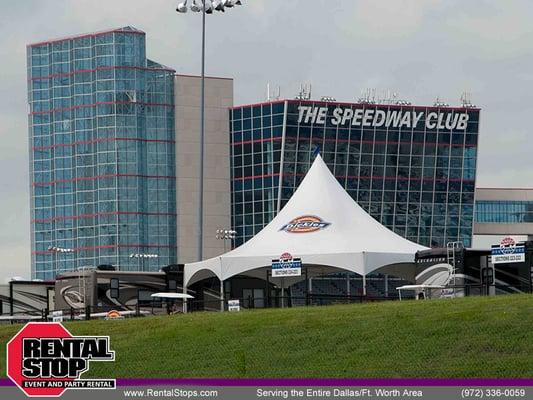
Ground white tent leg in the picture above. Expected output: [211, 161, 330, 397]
[183, 284, 188, 313]
[220, 279, 224, 312]
[362, 275, 367, 297]
[346, 273, 351, 297]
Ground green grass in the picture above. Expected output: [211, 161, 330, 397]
[1, 294, 532, 378]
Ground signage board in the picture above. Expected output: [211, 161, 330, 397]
[228, 300, 240, 312]
[51, 310, 63, 322]
[7, 323, 115, 397]
[491, 237, 526, 264]
[272, 253, 302, 277]
[297, 106, 471, 130]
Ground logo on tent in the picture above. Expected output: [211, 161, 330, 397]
[280, 215, 331, 233]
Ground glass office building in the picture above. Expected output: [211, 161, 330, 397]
[28, 27, 176, 279]
[230, 99, 480, 249]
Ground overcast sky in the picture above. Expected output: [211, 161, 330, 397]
[1, 0, 532, 281]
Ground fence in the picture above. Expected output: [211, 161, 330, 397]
[0, 283, 529, 325]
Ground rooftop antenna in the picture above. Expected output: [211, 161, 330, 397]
[358, 88, 377, 104]
[460, 91, 475, 108]
[434, 96, 449, 107]
[379, 90, 398, 105]
[295, 83, 312, 100]
[266, 83, 281, 101]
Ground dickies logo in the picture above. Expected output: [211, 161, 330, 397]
[280, 215, 331, 233]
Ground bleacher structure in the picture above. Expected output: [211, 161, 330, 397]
[290, 273, 413, 305]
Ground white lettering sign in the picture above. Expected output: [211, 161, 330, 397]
[272, 258, 302, 277]
[228, 300, 240, 312]
[297, 106, 470, 130]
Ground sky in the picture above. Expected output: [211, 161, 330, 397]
[0, 0, 532, 281]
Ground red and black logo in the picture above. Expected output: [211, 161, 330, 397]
[7, 322, 115, 397]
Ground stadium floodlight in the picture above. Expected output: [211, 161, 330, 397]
[129, 253, 159, 272]
[191, 0, 202, 12]
[48, 246, 74, 253]
[48, 246, 74, 278]
[175, 0, 243, 262]
[213, 0, 225, 12]
[176, 0, 188, 13]
[129, 253, 159, 259]
[216, 229, 237, 252]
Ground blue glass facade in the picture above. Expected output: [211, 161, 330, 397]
[28, 27, 177, 279]
[475, 201, 533, 223]
[230, 100, 480, 249]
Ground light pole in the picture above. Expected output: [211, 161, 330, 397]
[129, 253, 159, 272]
[48, 246, 74, 278]
[176, 0, 243, 262]
[216, 229, 236, 253]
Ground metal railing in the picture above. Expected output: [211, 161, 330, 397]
[1, 284, 531, 324]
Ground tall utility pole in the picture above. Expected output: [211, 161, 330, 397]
[176, 0, 243, 261]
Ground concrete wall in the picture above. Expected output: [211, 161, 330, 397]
[175, 75, 233, 263]
[475, 188, 533, 202]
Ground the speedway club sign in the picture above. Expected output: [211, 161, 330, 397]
[297, 105, 471, 130]
[272, 252, 302, 277]
[491, 237, 526, 264]
[7, 322, 115, 397]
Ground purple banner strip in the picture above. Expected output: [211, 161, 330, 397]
[2, 378, 532, 387]
[116, 378, 533, 387]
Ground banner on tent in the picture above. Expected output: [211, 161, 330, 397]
[272, 253, 302, 277]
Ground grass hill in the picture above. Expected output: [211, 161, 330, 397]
[1, 294, 532, 378]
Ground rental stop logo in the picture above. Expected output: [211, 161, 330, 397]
[7, 322, 115, 397]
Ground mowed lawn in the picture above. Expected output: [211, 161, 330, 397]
[1, 294, 532, 378]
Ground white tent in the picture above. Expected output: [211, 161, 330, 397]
[184, 154, 427, 292]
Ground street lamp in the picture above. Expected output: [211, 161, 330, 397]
[129, 253, 159, 272]
[176, 0, 243, 262]
[48, 246, 74, 277]
[215, 229, 236, 253]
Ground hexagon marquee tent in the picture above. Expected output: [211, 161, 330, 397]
[184, 154, 428, 296]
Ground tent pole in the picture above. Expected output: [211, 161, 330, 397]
[220, 279, 224, 312]
[346, 273, 350, 300]
[266, 270, 270, 308]
[362, 275, 367, 299]
[305, 267, 309, 306]
[281, 278, 285, 309]
[183, 283, 188, 313]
